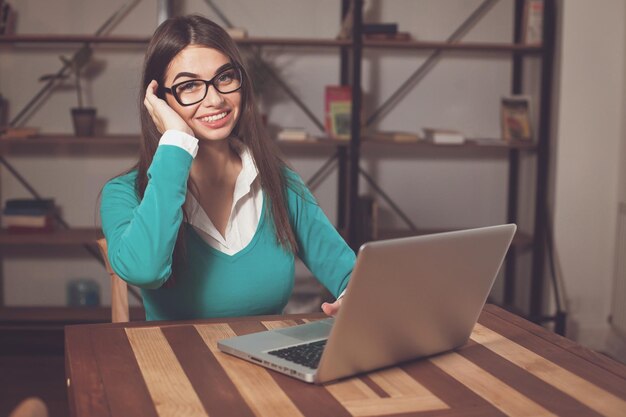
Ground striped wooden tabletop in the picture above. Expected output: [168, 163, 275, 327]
[65, 304, 626, 417]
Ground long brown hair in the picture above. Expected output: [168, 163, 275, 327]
[136, 15, 298, 273]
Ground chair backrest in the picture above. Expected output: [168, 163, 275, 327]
[96, 238, 130, 323]
[8, 397, 48, 417]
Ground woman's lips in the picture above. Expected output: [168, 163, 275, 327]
[197, 110, 231, 129]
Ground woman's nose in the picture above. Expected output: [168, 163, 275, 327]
[201, 84, 224, 107]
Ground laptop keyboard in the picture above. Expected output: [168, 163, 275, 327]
[268, 339, 327, 369]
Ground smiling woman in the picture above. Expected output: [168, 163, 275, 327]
[99, 15, 354, 321]
[157, 46, 242, 142]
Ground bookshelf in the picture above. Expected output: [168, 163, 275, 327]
[0, 0, 557, 326]
[339, 0, 557, 327]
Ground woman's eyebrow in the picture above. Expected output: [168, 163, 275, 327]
[172, 71, 199, 83]
[172, 63, 234, 83]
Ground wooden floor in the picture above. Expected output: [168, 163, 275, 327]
[0, 328, 69, 417]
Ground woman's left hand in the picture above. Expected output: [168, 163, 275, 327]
[321, 298, 343, 317]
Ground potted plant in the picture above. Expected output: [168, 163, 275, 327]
[40, 45, 99, 137]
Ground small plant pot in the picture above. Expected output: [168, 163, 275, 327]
[71, 107, 97, 137]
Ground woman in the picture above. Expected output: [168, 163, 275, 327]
[100, 15, 355, 321]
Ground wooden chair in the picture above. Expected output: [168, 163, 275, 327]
[8, 397, 48, 417]
[96, 238, 130, 323]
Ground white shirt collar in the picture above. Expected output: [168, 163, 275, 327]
[184, 146, 260, 244]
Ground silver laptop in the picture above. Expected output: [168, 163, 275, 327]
[218, 223, 516, 384]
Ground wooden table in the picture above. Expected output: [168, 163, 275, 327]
[65, 304, 626, 417]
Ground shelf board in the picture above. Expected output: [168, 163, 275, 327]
[276, 138, 348, 149]
[236, 37, 350, 48]
[0, 134, 140, 147]
[0, 227, 102, 246]
[0, 134, 347, 151]
[0, 34, 150, 44]
[0, 35, 543, 54]
[0, 306, 145, 324]
[362, 137, 536, 151]
[377, 228, 533, 249]
[0, 134, 535, 151]
[363, 40, 543, 53]
[0, 35, 349, 48]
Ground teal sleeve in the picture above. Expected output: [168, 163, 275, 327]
[286, 171, 355, 298]
[100, 145, 193, 288]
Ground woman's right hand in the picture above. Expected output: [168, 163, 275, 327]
[143, 80, 194, 136]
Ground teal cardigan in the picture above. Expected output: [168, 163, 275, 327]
[100, 145, 355, 320]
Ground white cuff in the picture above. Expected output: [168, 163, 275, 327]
[337, 289, 346, 300]
[159, 130, 198, 158]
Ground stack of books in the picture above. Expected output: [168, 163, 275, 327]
[368, 131, 421, 143]
[276, 128, 314, 142]
[423, 128, 466, 145]
[2, 198, 56, 233]
[363, 23, 411, 42]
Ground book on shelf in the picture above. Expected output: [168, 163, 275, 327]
[2, 214, 54, 228]
[0, 126, 39, 139]
[336, 1, 354, 40]
[522, 0, 543, 45]
[364, 32, 412, 42]
[423, 128, 465, 145]
[276, 128, 314, 142]
[501, 95, 533, 141]
[2, 198, 56, 233]
[325, 85, 352, 140]
[362, 23, 398, 35]
[4, 198, 55, 212]
[0, 1, 16, 36]
[368, 131, 421, 143]
[470, 138, 510, 147]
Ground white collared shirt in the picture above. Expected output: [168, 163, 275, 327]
[159, 130, 263, 255]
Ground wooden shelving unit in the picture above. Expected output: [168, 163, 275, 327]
[338, 0, 557, 326]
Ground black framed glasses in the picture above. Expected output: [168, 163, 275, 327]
[163, 65, 243, 106]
